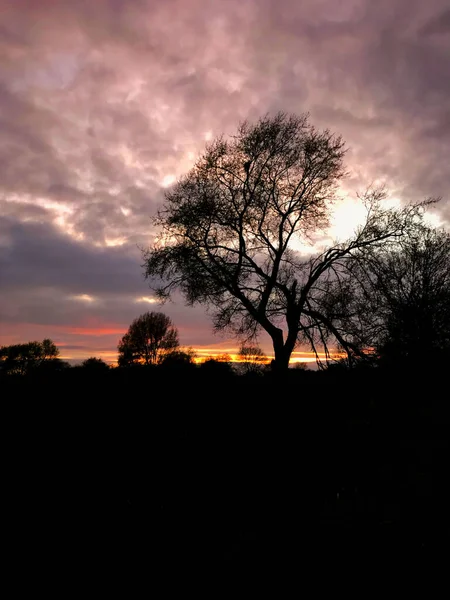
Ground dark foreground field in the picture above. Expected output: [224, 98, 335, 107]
[3, 366, 449, 574]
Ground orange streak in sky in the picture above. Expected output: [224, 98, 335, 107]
[62, 326, 125, 336]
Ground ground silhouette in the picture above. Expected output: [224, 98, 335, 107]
[3, 362, 449, 570]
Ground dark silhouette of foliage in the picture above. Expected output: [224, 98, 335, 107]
[118, 311, 179, 366]
[337, 225, 450, 368]
[80, 357, 110, 371]
[199, 356, 235, 376]
[0, 338, 60, 375]
[143, 112, 430, 371]
[376, 227, 450, 367]
[292, 361, 309, 370]
[159, 347, 197, 370]
[35, 358, 71, 374]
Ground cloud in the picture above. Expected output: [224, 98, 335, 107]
[420, 8, 450, 36]
[0, 216, 143, 295]
[72, 294, 96, 302]
[135, 296, 158, 304]
[1, 0, 449, 359]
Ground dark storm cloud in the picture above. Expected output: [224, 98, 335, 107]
[0, 214, 217, 350]
[1, 0, 449, 358]
[0, 216, 143, 295]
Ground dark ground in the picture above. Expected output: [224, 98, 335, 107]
[3, 366, 449, 575]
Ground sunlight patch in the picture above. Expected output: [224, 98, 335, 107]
[55, 215, 85, 242]
[424, 210, 445, 229]
[73, 294, 95, 302]
[136, 296, 158, 304]
[329, 198, 367, 241]
[161, 174, 176, 187]
[104, 236, 127, 247]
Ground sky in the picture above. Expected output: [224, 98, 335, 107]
[1, 0, 449, 364]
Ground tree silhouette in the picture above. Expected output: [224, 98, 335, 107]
[237, 343, 267, 375]
[199, 356, 234, 376]
[347, 225, 450, 367]
[0, 338, 60, 375]
[160, 347, 196, 369]
[143, 112, 430, 372]
[81, 357, 110, 371]
[292, 361, 309, 371]
[118, 311, 179, 366]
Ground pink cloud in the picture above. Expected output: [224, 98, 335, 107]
[1, 0, 449, 361]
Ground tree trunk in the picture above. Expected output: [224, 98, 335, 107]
[272, 349, 290, 372]
[271, 334, 291, 373]
[271, 325, 298, 373]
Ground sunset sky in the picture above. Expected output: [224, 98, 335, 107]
[1, 0, 449, 364]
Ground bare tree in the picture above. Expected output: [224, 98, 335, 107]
[237, 343, 268, 374]
[143, 112, 430, 372]
[118, 311, 179, 366]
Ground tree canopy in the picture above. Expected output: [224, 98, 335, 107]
[80, 357, 110, 371]
[0, 338, 60, 375]
[143, 112, 432, 371]
[118, 311, 179, 366]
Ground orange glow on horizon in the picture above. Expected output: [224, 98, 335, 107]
[191, 347, 345, 365]
[1, 322, 346, 366]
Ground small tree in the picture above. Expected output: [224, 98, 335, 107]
[293, 361, 309, 371]
[143, 112, 429, 372]
[81, 357, 110, 371]
[118, 311, 179, 366]
[237, 343, 268, 374]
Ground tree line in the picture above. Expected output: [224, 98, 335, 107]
[0, 316, 274, 376]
